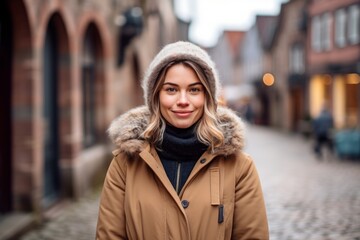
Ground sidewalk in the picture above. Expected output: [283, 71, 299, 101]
[18, 190, 100, 240]
[0, 213, 36, 240]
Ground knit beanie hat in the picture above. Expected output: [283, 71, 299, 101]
[142, 41, 221, 108]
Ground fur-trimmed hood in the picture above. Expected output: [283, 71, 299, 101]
[108, 106, 245, 157]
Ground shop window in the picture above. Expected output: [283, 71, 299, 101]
[345, 74, 359, 126]
[323, 75, 333, 105]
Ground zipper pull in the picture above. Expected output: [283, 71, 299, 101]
[218, 204, 224, 223]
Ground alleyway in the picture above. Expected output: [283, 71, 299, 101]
[20, 125, 360, 240]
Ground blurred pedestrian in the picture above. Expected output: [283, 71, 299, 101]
[96, 41, 269, 240]
[243, 101, 254, 124]
[312, 104, 334, 159]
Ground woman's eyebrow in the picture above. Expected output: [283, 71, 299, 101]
[189, 82, 202, 87]
[162, 82, 202, 87]
[163, 82, 178, 86]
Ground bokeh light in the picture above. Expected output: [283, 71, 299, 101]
[263, 73, 275, 86]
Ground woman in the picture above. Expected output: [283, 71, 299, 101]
[96, 41, 269, 240]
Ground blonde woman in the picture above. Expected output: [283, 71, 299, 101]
[96, 41, 269, 240]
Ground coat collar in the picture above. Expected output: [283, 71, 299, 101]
[108, 105, 245, 157]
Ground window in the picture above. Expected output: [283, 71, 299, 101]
[335, 8, 346, 47]
[312, 13, 332, 52]
[335, 5, 360, 47]
[321, 13, 331, 51]
[348, 4, 360, 44]
[82, 25, 97, 148]
[290, 44, 305, 74]
[311, 16, 322, 52]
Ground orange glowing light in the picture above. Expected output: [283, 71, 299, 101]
[263, 73, 275, 86]
[346, 73, 360, 84]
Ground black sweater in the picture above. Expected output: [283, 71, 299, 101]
[156, 124, 208, 195]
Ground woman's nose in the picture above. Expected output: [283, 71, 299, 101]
[177, 91, 189, 106]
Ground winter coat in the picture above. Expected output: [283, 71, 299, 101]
[96, 105, 269, 240]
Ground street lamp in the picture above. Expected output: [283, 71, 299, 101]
[115, 7, 143, 66]
[263, 73, 275, 86]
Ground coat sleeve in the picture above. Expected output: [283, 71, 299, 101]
[96, 152, 127, 239]
[232, 153, 269, 240]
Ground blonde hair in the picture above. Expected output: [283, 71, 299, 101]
[142, 60, 224, 151]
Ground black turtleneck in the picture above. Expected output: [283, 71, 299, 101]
[156, 124, 208, 195]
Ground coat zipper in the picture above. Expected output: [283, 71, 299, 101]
[175, 162, 181, 194]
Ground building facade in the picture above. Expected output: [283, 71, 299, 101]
[239, 15, 277, 125]
[307, 0, 360, 128]
[270, 0, 307, 131]
[209, 31, 245, 106]
[0, 0, 178, 223]
[236, 0, 359, 132]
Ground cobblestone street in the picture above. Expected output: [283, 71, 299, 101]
[20, 125, 360, 240]
[20, 190, 100, 240]
[245, 125, 360, 240]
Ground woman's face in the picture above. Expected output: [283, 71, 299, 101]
[159, 63, 205, 129]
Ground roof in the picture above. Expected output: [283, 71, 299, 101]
[223, 30, 246, 54]
[255, 15, 278, 50]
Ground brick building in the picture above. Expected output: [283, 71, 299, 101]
[237, 0, 359, 132]
[307, 0, 360, 128]
[0, 0, 178, 224]
[270, 0, 307, 131]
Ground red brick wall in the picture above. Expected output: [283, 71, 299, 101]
[307, 0, 360, 70]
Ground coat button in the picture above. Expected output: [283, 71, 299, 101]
[200, 158, 206, 164]
[181, 200, 189, 208]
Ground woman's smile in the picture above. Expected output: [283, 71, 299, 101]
[172, 110, 193, 118]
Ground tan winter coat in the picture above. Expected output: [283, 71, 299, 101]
[96, 106, 269, 240]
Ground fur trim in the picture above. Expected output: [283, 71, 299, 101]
[142, 41, 221, 107]
[108, 106, 245, 157]
[215, 107, 245, 156]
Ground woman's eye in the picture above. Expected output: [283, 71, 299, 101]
[165, 87, 177, 93]
[189, 87, 201, 93]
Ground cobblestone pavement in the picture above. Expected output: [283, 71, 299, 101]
[20, 125, 360, 240]
[20, 190, 100, 240]
[244, 125, 360, 240]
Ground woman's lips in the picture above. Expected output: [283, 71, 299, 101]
[172, 110, 193, 118]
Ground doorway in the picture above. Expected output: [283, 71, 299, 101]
[42, 18, 60, 208]
[0, 1, 13, 214]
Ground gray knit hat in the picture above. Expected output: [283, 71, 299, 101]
[142, 41, 221, 107]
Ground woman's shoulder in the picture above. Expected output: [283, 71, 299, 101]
[108, 106, 150, 156]
[226, 151, 259, 180]
[214, 106, 246, 156]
